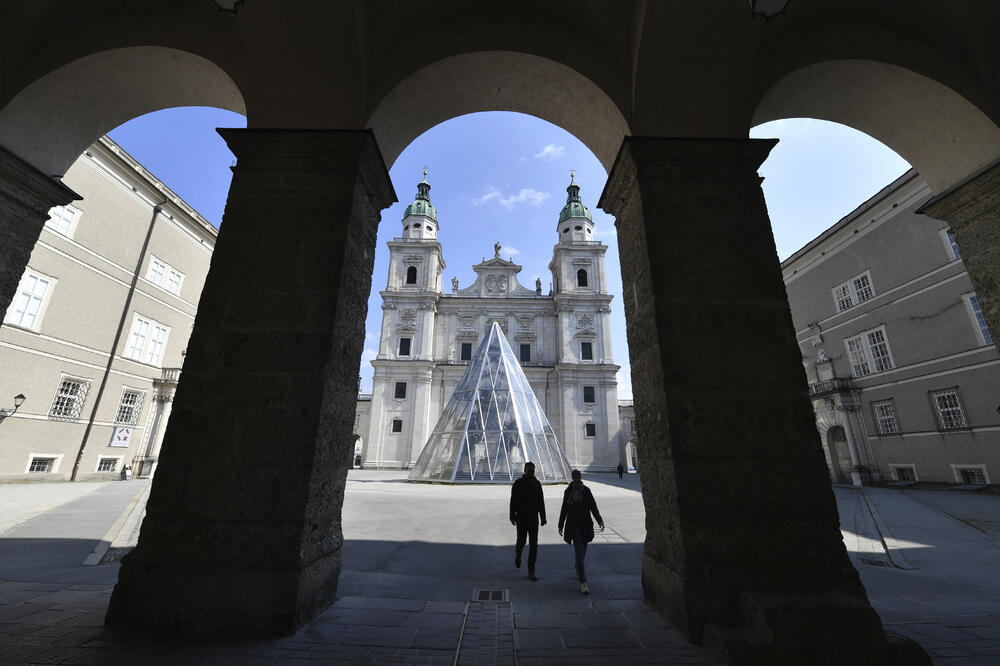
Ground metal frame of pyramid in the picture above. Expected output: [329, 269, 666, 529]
[408, 322, 572, 484]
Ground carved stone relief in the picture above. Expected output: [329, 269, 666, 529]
[485, 274, 509, 294]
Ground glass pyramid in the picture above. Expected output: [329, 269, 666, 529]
[409, 322, 572, 484]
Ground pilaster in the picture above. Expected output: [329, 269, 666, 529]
[107, 129, 395, 635]
[919, 161, 1000, 344]
[599, 137, 926, 664]
[0, 146, 78, 318]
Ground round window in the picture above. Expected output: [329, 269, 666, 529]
[563, 228, 569, 233]
[413, 223, 421, 228]
[575, 225, 582, 231]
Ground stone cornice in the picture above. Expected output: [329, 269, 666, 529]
[0, 145, 79, 218]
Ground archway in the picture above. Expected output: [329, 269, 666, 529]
[825, 426, 853, 485]
[624, 441, 638, 471]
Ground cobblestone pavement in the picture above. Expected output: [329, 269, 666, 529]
[0, 472, 998, 664]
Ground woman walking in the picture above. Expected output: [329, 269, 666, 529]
[557, 469, 604, 594]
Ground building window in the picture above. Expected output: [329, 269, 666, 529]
[954, 465, 988, 485]
[114, 388, 145, 426]
[406, 266, 418, 284]
[583, 385, 596, 403]
[581, 341, 593, 361]
[5, 271, 54, 331]
[871, 399, 900, 435]
[930, 388, 967, 430]
[584, 422, 596, 437]
[398, 337, 411, 357]
[27, 456, 57, 473]
[577, 269, 588, 287]
[832, 270, 875, 313]
[891, 465, 917, 482]
[964, 294, 993, 346]
[461, 343, 472, 361]
[394, 382, 407, 399]
[97, 457, 119, 473]
[391, 418, 403, 433]
[49, 376, 91, 420]
[519, 343, 531, 363]
[124, 315, 169, 366]
[146, 256, 184, 295]
[941, 229, 961, 260]
[44, 205, 78, 237]
[844, 325, 894, 377]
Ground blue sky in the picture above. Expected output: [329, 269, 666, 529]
[109, 109, 910, 398]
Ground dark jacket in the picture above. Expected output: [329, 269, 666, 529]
[510, 474, 546, 524]
[558, 482, 603, 544]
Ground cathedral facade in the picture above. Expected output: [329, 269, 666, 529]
[360, 175, 624, 472]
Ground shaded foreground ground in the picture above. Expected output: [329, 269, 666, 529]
[0, 470, 997, 664]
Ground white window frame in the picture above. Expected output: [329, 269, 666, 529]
[889, 464, 917, 482]
[580, 340, 594, 362]
[48, 375, 92, 421]
[4, 269, 56, 332]
[951, 464, 989, 486]
[584, 422, 597, 438]
[940, 228, 961, 260]
[96, 455, 124, 473]
[44, 204, 79, 238]
[832, 270, 875, 313]
[146, 255, 185, 296]
[583, 385, 596, 404]
[123, 314, 170, 366]
[390, 417, 403, 433]
[394, 381, 407, 400]
[114, 387, 146, 426]
[963, 293, 993, 346]
[25, 453, 64, 474]
[930, 388, 968, 430]
[871, 398, 900, 435]
[844, 325, 895, 377]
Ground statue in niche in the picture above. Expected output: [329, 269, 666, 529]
[448, 346, 455, 362]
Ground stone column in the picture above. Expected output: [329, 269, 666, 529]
[107, 130, 395, 635]
[0, 147, 78, 317]
[599, 138, 926, 664]
[836, 405, 863, 486]
[919, 162, 1000, 342]
[138, 369, 180, 478]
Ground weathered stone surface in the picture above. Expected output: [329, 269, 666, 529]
[920, 161, 1000, 345]
[0, 146, 78, 318]
[599, 137, 924, 664]
[106, 129, 395, 635]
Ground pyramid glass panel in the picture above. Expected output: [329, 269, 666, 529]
[409, 322, 572, 483]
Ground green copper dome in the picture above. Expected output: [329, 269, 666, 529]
[403, 175, 438, 221]
[558, 177, 592, 223]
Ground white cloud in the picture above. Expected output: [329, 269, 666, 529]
[593, 228, 617, 237]
[534, 144, 566, 161]
[471, 187, 501, 206]
[499, 188, 550, 209]
[360, 348, 377, 364]
[502, 246, 522, 256]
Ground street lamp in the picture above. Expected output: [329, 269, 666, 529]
[0, 393, 26, 424]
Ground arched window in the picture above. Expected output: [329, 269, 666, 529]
[577, 269, 588, 287]
[406, 266, 417, 284]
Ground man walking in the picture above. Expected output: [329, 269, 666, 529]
[510, 462, 546, 581]
[558, 469, 604, 594]
[617, 463, 624, 479]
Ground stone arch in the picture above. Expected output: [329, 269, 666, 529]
[825, 425, 853, 485]
[624, 441, 638, 471]
[751, 59, 1000, 192]
[365, 51, 630, 172]
[0, 46, 246, 177]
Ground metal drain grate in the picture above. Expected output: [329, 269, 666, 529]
[473, 588, 509, 601]
[860, 557, 892, 568]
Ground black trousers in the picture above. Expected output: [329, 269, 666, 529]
[515, 518, 539, 573]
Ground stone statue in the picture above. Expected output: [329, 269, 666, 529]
[448, 346, 455, 361]
[535, 277, 542, 292]
[451, 276, 459, 292]
[494, 240, 501, 257]
[817, 349, 829, 362]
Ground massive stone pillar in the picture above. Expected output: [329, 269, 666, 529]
[919, 162, 1000, 342]
[107, 129, 395, 635]
[0, 147, 78, 317]
[599, 138, 926, 664]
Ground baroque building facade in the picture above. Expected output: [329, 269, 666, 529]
[783, 169, 999, 486]
[359, 175, 624, 471]
[0, 136, 215, 481]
